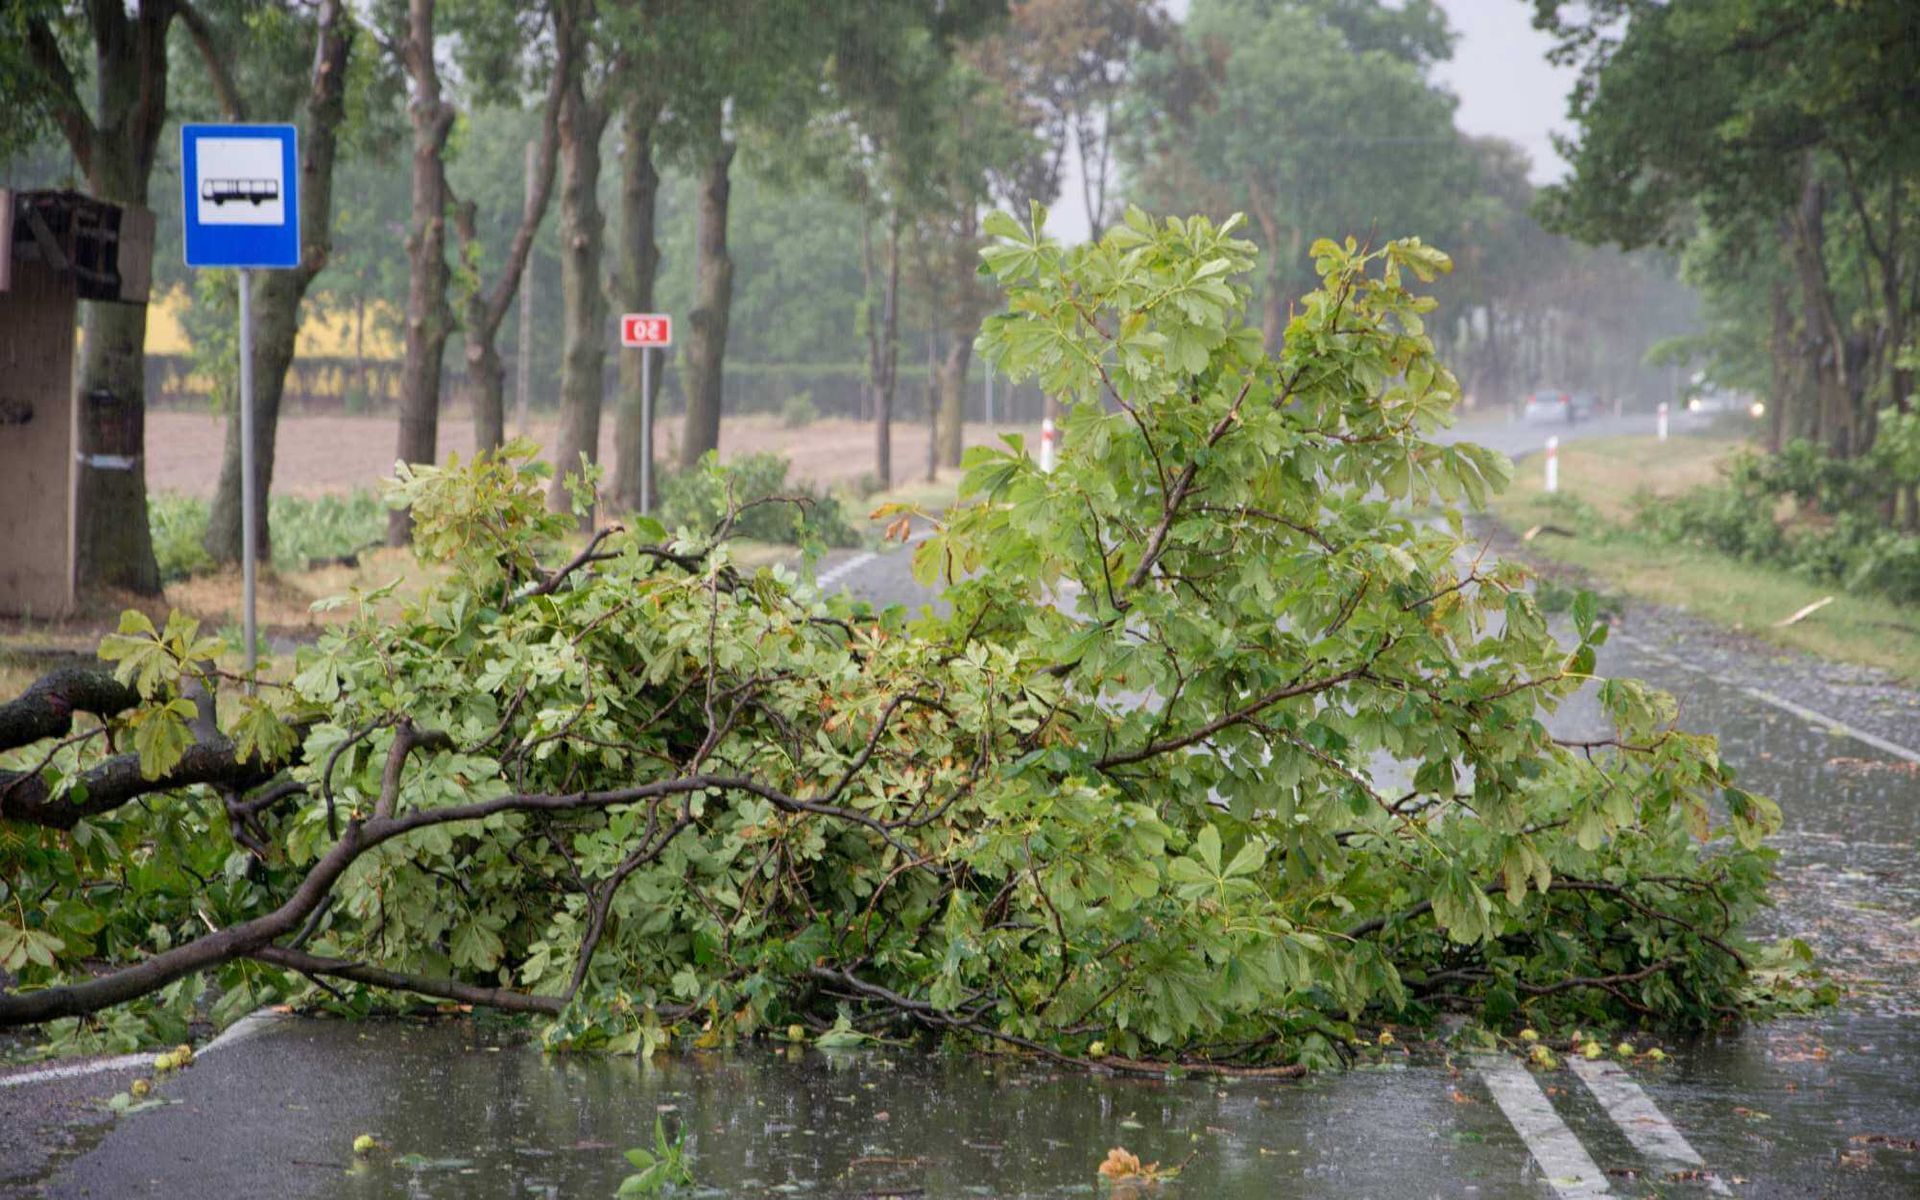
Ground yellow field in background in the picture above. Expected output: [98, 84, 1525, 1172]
[143, 287, 402, 360]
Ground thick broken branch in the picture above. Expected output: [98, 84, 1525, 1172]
[0, 738, 285, 830]
[250, 946, 566, 1015]
[0, 762, 931, 1027]
[0, 668, 139, 755]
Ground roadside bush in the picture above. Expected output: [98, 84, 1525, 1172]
[267, 491, 387, 569]
[3, 212, 1816, 1066]
[145, 491, 388, 582]
[1634, 435, 1920, 605]
[780, 391, 818, 429]
[654, 452, 860, 548]
[149, 494, 218, 583]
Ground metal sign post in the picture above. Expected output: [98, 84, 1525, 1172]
[237, 268, 256, 684]
[181, 124, 300, 691]
[620, 313, 673, 515]
[640, 348, 652, 515]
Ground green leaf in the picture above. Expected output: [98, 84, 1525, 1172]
[1430, 864, 1493, 945]
[983, 210, 1025, 242]
[231, 699, 298, 766]
[1192, 825, 1222, 874]
[1223, 838, 1266, 879]
[128, 699, 197, 779]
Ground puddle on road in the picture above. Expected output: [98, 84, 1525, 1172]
[48, 1017, 1538, 1200]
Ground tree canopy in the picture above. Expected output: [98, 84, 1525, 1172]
[1537, 0, 1920, 466]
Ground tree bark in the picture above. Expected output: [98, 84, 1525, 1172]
[611, 94, 663, 512]
[205, 0, 352, 565]
[1787, 166, 1867, 460]
[678, 132, 735, 469]
[458, 10, 569, 459]
[41, 0, 177, 597]
[1766, 279, 1791, 454]
[866, 209, 902, 488]
[388, 0, 456, 546]
[936, 334, 973, 471]
[545, 8, 610, 523]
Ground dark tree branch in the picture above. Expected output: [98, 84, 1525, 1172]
[0, 764, 942, 1026]
[176, 0, 246, 120]
[1094, 662, 1370, 770]
[0, 668, 139, 756]
[251, 946, 566, 1015]
[1, 735, 290, 830]
[23, 16, 96, 174]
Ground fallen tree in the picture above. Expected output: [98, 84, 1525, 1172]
[0, 210, 1817, 1064]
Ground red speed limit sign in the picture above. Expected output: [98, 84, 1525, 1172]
[621, 313, 672, 347]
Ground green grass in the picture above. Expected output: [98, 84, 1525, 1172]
[1490, 434, 1920, 682]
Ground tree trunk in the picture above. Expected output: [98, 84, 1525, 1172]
[1766, 279, 1791, 455]
[1787, 167, 1865, 460]
[388, 0, 456, 546]
[54, 1, 176, 597]
[457, 204, 510, 453]
[611, 96, 663, 512]
[354, 293, 367, 401]
[678, 135, 735, 469]
[460, 14, 568, 459]
[934, 210, 985, 471]
[545, 33, 609, 523]
[936, 335, 970, 473]
[866, 209, 901, 489]
[205, 0, 351, 565]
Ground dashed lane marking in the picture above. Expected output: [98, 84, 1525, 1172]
[814, 549, 878, 590]
[0, 1009, 285, 1090]
[1474, 1054, 1612, 1197]
[0, 1052, 150, 1089]
[1571, 1057, 1731, 1195]
[814, 530, 935, 592]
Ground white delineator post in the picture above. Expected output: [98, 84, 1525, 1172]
[1040, 417, 1058, 473]
[1657, 402, 1670, 442]
[1545, 435, 1560, 494]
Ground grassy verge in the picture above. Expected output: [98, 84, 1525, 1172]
[1490, 434, 1920, 683]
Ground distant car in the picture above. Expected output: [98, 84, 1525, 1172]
[1521, 389, 1597, 424]
[1686, 389, 1742, 414]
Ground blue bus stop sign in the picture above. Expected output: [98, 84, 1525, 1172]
[180, 124, 300, 269]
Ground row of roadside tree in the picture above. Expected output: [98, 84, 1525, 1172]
[2, 0, 1694, 600]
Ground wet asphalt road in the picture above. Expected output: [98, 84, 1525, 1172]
[8, 411, 1918, 1198]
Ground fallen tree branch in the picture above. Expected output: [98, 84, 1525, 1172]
[1, 737, 289, 830]
[250, 946, 567, 1015]
[0, 667, 139, 755]
[0, 760, 949, 1026]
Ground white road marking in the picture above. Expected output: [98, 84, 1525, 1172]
[814, 550, 877, 590]
[813, 530, 935, 592]
[0, 1052, 151, 1089]
[1474, 1054, 1612, 1197]
[1571, 1058, 1730, 1195]
[0, 1008, 284, 1090]
[196, 1008, 283, 1056]
[1611, 632, 1920, 766]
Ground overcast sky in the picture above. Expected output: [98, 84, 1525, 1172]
[1430, 0, 1575, 183]
[1050, 0, 1578, 241]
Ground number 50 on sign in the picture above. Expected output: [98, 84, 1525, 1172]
[621, 314, 671, 346]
